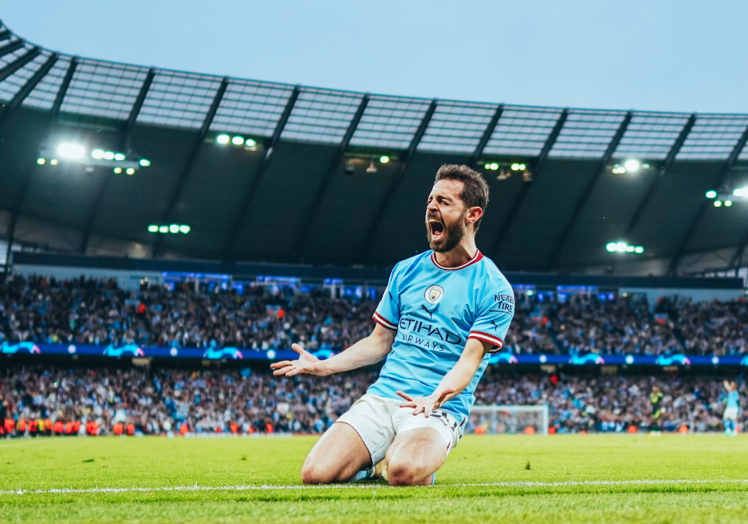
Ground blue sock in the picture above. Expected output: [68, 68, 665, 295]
[349, 467, 376, 483]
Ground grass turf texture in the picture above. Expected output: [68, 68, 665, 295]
[1, 435, 747, 523]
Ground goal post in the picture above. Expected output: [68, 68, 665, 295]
[468, 404, 550, 436]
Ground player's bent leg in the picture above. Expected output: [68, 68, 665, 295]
[301, 422, 372, 484]
[385, 428, 448, 487]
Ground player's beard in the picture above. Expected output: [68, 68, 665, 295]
[426, 212, 466, 253]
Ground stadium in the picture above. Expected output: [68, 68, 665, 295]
[1, 7, 748, 523]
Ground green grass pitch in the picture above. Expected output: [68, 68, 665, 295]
[1, 434, 748, 523]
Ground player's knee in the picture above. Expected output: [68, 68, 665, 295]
[387, 460, 421, 486]
[301, 460, 334, 484]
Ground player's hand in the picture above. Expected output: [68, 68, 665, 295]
[396, 388, 455, 417]
[270, 344, 327, 376]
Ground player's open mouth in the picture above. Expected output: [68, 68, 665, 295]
[429, 219, 444, 240]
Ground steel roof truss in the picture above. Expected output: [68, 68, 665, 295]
[222, 85, 301, 261]
[295, 93, 370, 260]
[489, 108, 569, 260]
[356, 98, 438, 262]
[545, 111, 633, 271]
[668, 121, 748, 274]
[151, 77, 229, 258]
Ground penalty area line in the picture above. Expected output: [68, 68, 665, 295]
[1, 478, 748, 496]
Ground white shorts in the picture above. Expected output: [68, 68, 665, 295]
[724, 407, 739, 421]
[336, 393, 462, 465]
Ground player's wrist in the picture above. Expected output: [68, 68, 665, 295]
[317, 360, 332, 376]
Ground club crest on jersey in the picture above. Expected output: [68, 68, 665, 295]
[424, 285, 445, 305]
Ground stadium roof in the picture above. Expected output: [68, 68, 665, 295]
[1, 19, 748, 274]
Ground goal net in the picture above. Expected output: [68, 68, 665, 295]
[468, 405, 549, 435]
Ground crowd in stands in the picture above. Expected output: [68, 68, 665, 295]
[0, 275, 377, 353]
[2, 275, 748, 357]
[0, 365, 743, 437]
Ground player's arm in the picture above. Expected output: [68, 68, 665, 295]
[270, 323, 395, 377]
[397, 338, 490, 417]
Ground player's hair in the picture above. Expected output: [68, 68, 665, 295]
[434, 164, 489, 232]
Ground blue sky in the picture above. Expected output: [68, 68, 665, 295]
[4, 1, 748, 113]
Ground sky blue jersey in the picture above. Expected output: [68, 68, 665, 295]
[368, 249, 514, 426]
[726, 390, 740, 409]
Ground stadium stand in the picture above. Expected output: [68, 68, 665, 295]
[1, 274, 747, 357]
[0, 364, 743, 436]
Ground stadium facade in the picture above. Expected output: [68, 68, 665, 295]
[1, 19, 748, 276]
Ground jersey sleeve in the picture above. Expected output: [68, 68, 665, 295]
[373, 263, 401, 332]
[468, 281, 514, 353]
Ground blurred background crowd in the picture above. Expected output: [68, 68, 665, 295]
[2, 275, 748, 356]
[0, 364, 742, 436]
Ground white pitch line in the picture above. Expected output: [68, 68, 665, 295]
[1, 478, 747, 496]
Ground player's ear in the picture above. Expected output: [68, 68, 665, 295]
[465, 206, 483, 226]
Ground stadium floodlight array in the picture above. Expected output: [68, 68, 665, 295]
[483, 161, 530, 182]
[483, 162, 527, 171]
[705, 187, 746, 207]
[611, 159, 651, 174]
[215, 134, 258, 149]
[148, 224, 191, 234]
[606, 242, 644, 254]
[36, 142, 151, 174]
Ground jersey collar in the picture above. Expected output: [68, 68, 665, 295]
[430, 249, 483, 271]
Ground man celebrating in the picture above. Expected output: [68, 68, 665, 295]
[272, 164, 514, 486]
[723, 381, 740, 436]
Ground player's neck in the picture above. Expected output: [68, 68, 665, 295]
[433, 237, 478, 268]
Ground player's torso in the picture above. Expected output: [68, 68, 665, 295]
[392, 259, 481, 363]
[727, 391, 739, 407]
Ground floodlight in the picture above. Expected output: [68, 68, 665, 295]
[159, 226, 169, 233]
[489, 163, 499, 170]
[148, 225, 159, 233]
[526, 289, 534, 296]
[92, 149, 105, 160]
[626, 246, 635, 252]
[519, 164, 526, 170]
[179, 225, 191, 234]
[245, 138, 257, 147]
[484, 163, 490, 169]
[725, 200, 733, 207]
[642, 163, 650, 169]
[624, 159, 640, 172]
[380, 155, 390, 164]
[615, 242, 628, 253]
[169, 224, 179, 233]
[612, 166, 626, 174]
[126, 168, 136, 175]
[231, 136, 244, 145]
[37, 158, 46, 165]
[114, 167, 122, 174]
[57, 143, 85, 159]
[139, 159, 151, 167]
[50, 159, 58, 166]
[706, 190, 718, 199]
[606, 242, 617, 252]
[103, 151, 115, 160]
[217, 134, 230, 144]
[714, 200, 722, 207]
[511, 163, 520, 171]
[114, 153, 126, 161]
[634, 246, 644, 254]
